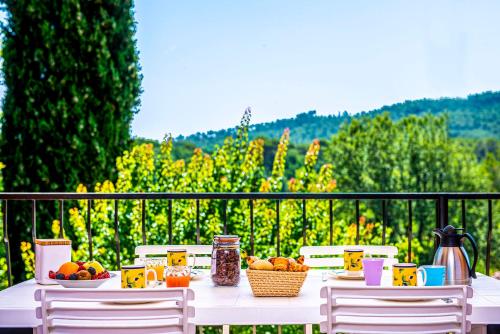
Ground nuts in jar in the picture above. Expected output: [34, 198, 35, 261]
[211, 235, 241, 286]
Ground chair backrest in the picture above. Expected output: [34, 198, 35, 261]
[35, 288, 195, 334]
[135, 245, 212, 267]
[320, 285, 472, 334]
[300, 245, 398, 269]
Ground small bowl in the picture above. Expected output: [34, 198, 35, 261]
[52, 273, 116, 288]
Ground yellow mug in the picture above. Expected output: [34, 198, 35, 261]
[393, 263, 417, 286]
[344, 249, 364, 276]
[167, 249, 196, 267]
[121, 264, 157, 288]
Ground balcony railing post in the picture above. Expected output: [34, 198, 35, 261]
[58, 200, 64, 239]
[329, 199, 333, 246]
[114, 200, 121, 270]
[382, 200, 387, 245]
[141, 199, 147, 245]
[439, 196, 448, 229]
[461, 200, 466, 232]
[223, 200, 227, 235]
[355, 200, 360, 244]
[31, 200, 37, 245]
[2, 200, 12, 287]
[276, 200, 280, 257]
[434, 199, 440, 250]
[302, 200, 307, 246]
[486, 200, 493, 276]
[250, 200, 254, 256]
[87, 200, 93, 261]
[168, 200, 173, 244]
[196, 199, 200, 245]
[407, 200, 412, 263]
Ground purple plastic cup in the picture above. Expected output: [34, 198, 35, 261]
[362, 258, 384, 286]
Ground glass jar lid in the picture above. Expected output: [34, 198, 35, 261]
[213, 235, 240, 245]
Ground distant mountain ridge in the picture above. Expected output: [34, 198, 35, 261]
[177, 91, 500, 148]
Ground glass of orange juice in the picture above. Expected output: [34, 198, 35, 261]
[145, 258, 165, 283]
[165, 266, 191, 288]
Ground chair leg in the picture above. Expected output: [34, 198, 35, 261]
[222, 325, 230, 334]
[304, 324, 313, 334]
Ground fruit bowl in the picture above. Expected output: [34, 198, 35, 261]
[52, 272, 116, 288]
[49, 260, 113, 288]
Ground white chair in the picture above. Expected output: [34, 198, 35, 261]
[135, 245, 212, 267]
[300, 245, 398, 269]
[35, 288, 195, 334]
[320, 285, 473, 334]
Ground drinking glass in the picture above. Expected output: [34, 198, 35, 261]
[362, 258, 384, 286]
[165, 266, 191, 288]
[145, 258, 166, 282]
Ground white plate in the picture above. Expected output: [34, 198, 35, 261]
[329, 270, 364, 280]
[190, 269, 205, 280]
[52, 273, 116, 288]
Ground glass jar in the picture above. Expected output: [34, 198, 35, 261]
[211, 235, 241, 286]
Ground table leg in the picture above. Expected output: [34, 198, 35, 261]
[222, 325, 230, 334]
[471, 324, 487, 334]
[304, 324, 313, 334]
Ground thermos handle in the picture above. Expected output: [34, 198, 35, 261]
[464, 233, 478, 279]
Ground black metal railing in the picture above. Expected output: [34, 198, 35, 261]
[0, 192, 498, 287]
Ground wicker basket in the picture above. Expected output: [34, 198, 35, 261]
[246, 269, 308, 297]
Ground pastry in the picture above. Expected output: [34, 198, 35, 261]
[250, 259, 274, 271]
[288, 258, 301, 272]
[246, 256, 259, 266]
[272, 257, 289, 271]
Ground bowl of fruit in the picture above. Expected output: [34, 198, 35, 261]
[49, 260, 114, 288]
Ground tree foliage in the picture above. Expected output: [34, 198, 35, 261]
[0, 0, 142, 281]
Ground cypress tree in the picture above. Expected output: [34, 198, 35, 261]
[0, 0, 142, 281]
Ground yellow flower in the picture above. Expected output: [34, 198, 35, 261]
[76, 184, 87, 193]
[52, 220, 61, 237]
[21, 241, 31, 252]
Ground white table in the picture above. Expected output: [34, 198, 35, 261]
[0, 270, 499, 333]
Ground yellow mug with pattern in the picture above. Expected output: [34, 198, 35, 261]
[121, 265, 157, 289]
[344, 249, 364, 276]
[167, 249, 196, 267]
[393, 263, 417, 286]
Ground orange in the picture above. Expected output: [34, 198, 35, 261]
[57, 262, 79, 276]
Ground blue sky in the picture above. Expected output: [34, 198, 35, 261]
[133, 0, 500, 139]
[3, 2, 500, 139]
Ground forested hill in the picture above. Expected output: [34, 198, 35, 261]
[178, 91, 500, 148]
